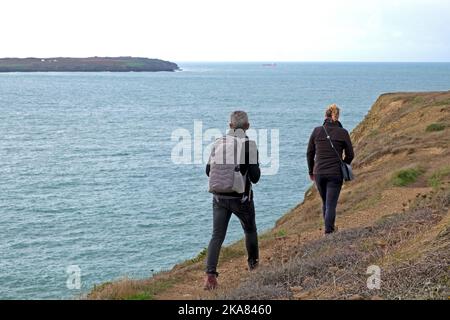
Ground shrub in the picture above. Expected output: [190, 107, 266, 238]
[188, 248, 207, 264]
[426, 123, 446, 132]
[428, 166, 450, 189]
[392, 167, 425, 187]
[276, 229, 287, 237]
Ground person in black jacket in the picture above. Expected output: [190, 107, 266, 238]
[306, 104, 354, 234]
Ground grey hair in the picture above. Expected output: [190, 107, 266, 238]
[230, 111, 249, 129]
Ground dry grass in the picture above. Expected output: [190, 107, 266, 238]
[88, 274, 179, 300]
[223, 190, 449, 300]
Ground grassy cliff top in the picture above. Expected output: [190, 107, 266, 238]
[89, 91, 450, 300]
[0, 57, 179, 72]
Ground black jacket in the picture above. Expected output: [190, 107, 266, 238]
[307, 119, 354, 176]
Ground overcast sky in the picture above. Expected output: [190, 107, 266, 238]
[1, 0, 449, 62]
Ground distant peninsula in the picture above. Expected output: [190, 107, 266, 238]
[0, 57, 180, 72]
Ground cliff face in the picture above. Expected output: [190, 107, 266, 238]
[0, 57, 179, 72]
[89, 92, 450, 300]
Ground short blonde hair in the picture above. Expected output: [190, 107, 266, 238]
[325, 104, 340, 119]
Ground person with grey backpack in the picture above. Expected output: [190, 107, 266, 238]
[204, 111, 261, 290]
[307, 104, 355, 235]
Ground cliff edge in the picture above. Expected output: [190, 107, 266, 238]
[89, 91, 450, 300]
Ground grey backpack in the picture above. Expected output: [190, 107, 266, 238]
[208, 135, 247, 194]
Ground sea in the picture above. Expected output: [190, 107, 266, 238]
[1, 62, 449, 299]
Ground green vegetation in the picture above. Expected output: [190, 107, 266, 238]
[411, 96, 425, 104]
[188, 247, 207, 264]
[432, 98, 450, 106]
[368, 129, 380, 137]
[353, 193, 382, 211]
[220, 245, 245, 260]
[392, 167, 425, 187]
[276, 229, 287, 237]
[258, 231, 273, 241]
[426, 123, 446, 132]
[428, 166, 450, 189]
[91, 281, 113, 293]
[183, 241, 248, 268]
[402, 95, 426, 105]
[88, 274, 180, 300]
[125, 277, 179, 300]
[126, 292, 154, 300]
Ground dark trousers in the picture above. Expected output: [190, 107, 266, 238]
[206, 196, 259, 275]
[315, 174, 343, 234]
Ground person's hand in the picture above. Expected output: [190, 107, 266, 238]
[309, 174, 315, 182]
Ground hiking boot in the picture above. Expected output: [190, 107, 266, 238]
[325, 226, 338, 235]
[325, 227, 338, 235]
[248, 259, 259, 271]
[204, 273, 218, 290]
